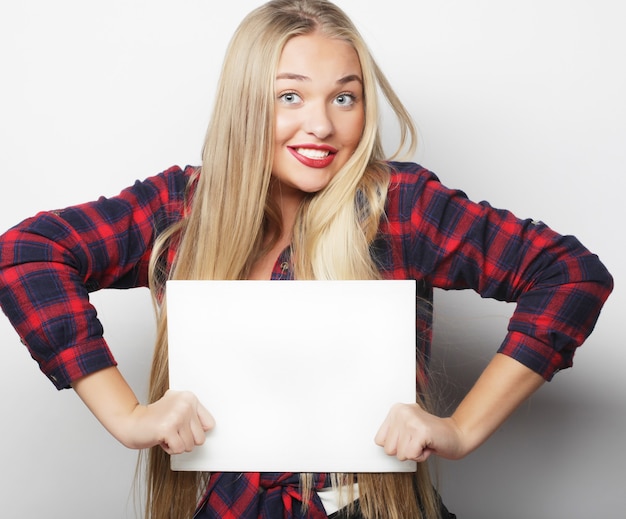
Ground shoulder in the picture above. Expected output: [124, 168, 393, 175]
[384, 161, 449, 216]
[386, 161, 440, 185]
[385, 160, 474, 204]
[48, 165, 200, 236]
[110, 165, 199, 223]
[385, 161, 446, 202]
[133, 164, 198, 203]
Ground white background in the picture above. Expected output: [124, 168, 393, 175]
[0, 1, 624, 518]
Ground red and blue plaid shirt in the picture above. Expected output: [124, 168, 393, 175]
[0, 162, 613, 516]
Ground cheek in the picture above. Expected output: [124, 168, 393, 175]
[274, 111, 297, 144]
[345, 111, 365, 148]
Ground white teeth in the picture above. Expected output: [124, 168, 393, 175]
[295, 148, 330, 159]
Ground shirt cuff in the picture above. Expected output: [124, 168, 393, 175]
[39, 337, 118, 390]
[497, 330, 571, 381]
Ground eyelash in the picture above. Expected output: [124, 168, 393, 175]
[334, 92, 357, 106]
[278, 91, 302, 104]
[277, 91, 358, 106]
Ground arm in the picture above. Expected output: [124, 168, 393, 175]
[0, 167, 211, 452]
[387, 163, 613, 379]
[72, 366, 214, 453]
[0, 165, 191, 389]
[375, 353, 544, 460]
[375, 163, 613, 460]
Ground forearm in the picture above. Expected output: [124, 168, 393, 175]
[448, 352, 545, 457]
[376, 353, 545, 461]
[72, 366, 143, 448]
[72, 366, 215, 453]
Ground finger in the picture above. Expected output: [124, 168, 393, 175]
[382, 428, 399, 456]
[190, 416, 207, 446]
[161, 433, 185, 455]
[412, 448, 432, 463]
[159, 440, 171, 454]
[396, 431, 413, 461]
[374, 411, 393, 446]
[177, 424, 196, 452]
[411, 436, 435, 462]
[160, 421, 194, 454]
[197, 403, 216, 431]
[374, 424, 387, 446]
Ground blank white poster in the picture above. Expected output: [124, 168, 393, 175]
[167, 280, 417, 473]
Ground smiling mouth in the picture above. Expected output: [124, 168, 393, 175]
[288, 145, 337, 168]
[294, 147, 331, 159]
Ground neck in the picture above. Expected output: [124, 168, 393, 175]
[268, 179, 307, 243]
[247, 181, 306, 280]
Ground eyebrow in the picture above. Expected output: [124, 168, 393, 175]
[275, 73, 362, 85]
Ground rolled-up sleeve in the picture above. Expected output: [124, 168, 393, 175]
[387, 162, 613, 380]
[0, 165, 192, 389]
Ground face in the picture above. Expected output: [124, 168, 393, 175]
[272, 32, 365, 201]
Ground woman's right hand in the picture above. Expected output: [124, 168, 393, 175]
[72, 367, 215, 453]
[123, 389, 215, 453]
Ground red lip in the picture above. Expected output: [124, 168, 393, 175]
[288, 144, 337, 169]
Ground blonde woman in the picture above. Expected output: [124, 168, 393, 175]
[0, 1, 612, 518]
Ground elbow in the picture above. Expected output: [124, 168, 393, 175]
[587, 253, 614, 303]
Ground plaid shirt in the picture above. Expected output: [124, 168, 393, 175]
[195, 472, 330, 518]
[0, 162, 613, 517]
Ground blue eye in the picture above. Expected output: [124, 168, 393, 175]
[334, 93, 356, 106]
[279, 92, 302, 105]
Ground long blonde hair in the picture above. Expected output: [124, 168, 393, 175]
[144, 1, 439, 518]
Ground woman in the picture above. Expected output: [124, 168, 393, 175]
[0, 1, 613, 518]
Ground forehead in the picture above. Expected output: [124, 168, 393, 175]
[276, 32, 362, 79]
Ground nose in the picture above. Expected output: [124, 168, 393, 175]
[304, 101, 334, 140]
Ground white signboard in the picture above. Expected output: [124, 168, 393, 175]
[167, 280, 417, 473]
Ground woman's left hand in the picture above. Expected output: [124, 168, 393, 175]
[375, 355, 546, 463]
[374, 403, 467, 462]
